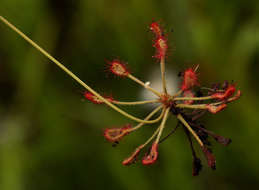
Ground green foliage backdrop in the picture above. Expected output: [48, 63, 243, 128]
[0, 0, 258, 189]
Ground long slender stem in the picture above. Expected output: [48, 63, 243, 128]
[177, 114, 204, 147]
[142, 124, 161, 148]
[130, 105, 164, 131]
[176, 95, 238, 109]
[113, 99, 159, 105]
[138, 108, 169, 148]
[174, 96, 213, 101]
[155, 108, 170, 143]
[0, 16, 160, 124]
[176, 104, 207, 109]
[128, 74, 161, 97]
[160, 57, 167, 94]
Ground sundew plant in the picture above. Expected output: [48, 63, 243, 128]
[0, 16, 241, 176]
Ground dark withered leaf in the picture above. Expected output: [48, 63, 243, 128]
[202, 146, 216, 170]
[214, 135, 232, 146]
[192, 157, 202, 176]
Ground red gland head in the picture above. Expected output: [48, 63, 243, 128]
[150, 21, 162, 37]
[103, 124, 132, 142]
[181, 68, 199, 91]
[142, 142, 159, 165]
[211, 85, 236, 100]
[84, 92, 104, 104]
[107, 59, 130, 77]
[84, 92, 113, 104]
[153, 36, 168, 60]
[122, 145, 144, 166]
[206, 104, 227, 114]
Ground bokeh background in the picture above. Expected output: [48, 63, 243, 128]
[0, 0, 258, 189]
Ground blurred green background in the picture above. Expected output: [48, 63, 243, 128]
[0, 0, 258, 189]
